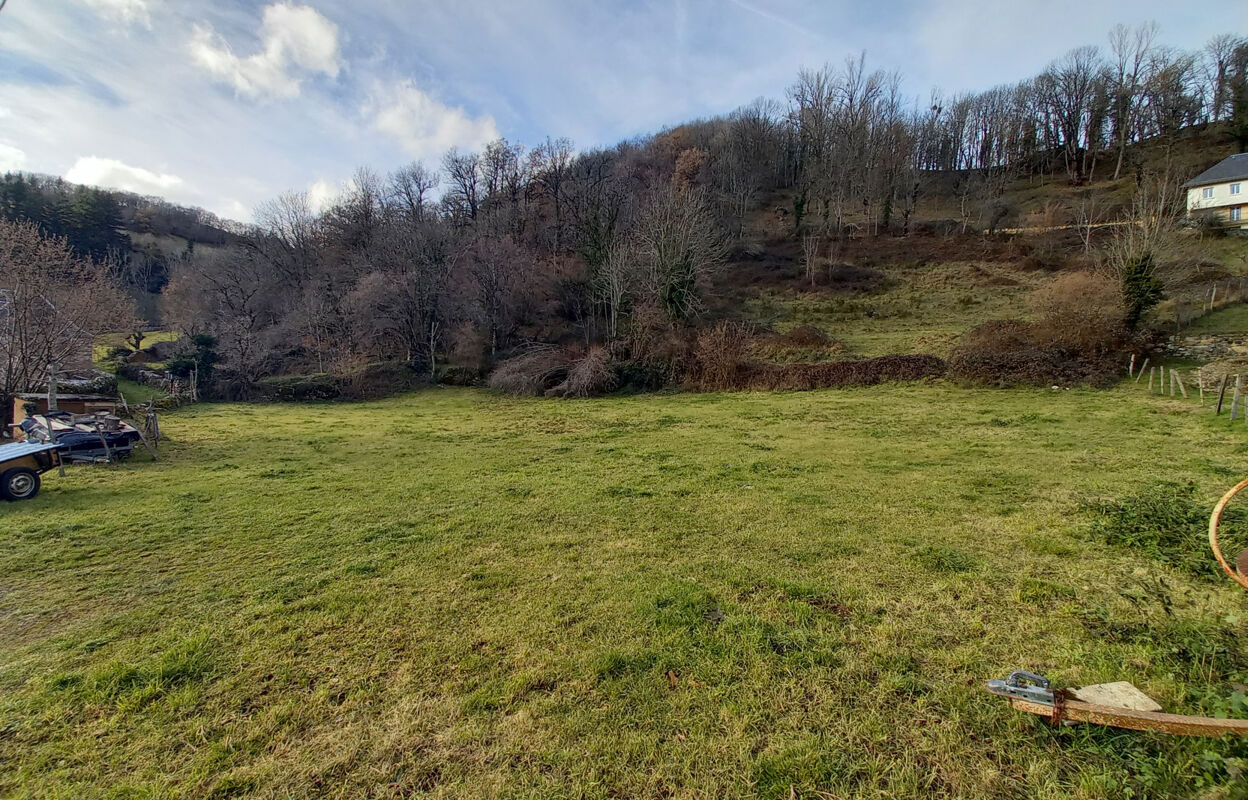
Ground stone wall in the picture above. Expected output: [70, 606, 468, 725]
[1167, 333, 1248, 360]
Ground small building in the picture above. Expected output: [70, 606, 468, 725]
[11, 394, 119, 423]
[1184, 153, 1248, 229]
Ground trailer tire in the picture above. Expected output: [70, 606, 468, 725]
[1, 467, 40, 501]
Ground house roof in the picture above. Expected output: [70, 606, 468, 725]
[15, 393, 118, 402]
[1184, 153, 1248, 188]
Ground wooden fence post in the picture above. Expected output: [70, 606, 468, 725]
[1217, 375, 1230, 415]
[1149, 367, 1156, 393]
[92, 422, 114, 463]
[1198, 374, 1205, 405]
[1135, 357, 1150, 383]
[1232, 376, 1243, 422]
[1176, 372, 1188, 399]
[43, 415, 66, 477]
[1129, 354, 1136, 378]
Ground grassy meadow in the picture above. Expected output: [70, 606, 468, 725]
[742, 262, 1047, 357]
[2, 384, 1248, 799]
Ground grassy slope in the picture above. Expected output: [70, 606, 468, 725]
[93, 331, 181, 364]
[741, 262, 1046, 357]
[730, 125, 1248, 359]
[2, 386, 1247, 799]
[94, 332, 178, 407]
[1185, 303, 1248, 335]
[114, 377, 168, 406]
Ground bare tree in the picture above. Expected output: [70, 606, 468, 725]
[442, 148, 481, 223]
[633, 187, 725, 321]
[1098, 167, 1189, 327]
[325, 168, 387, 255]
[1072, 191, 1106, 254]
[1036, 46, 1104, 184]
[1141, 47, 1202, 149]
[714, 99, 784, 235]
[0, 219, 135, 431]
[1107, 22, 1157, 180]
[165, 246, 275, 384]
[369, 220, 452, 371]
[566, 150, 627, 274]
[462, 235, 528, 357]
[387, 163, 440, 220]
[594, 242, 636, 341]
[253, 191, 321, 290]
[1202, 34, 1245, 123]
[802, 234, 821, 288]
[478, 139, 528, 234]
[531, 137, 575, 251]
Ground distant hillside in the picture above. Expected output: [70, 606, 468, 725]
[0, 172, 242, 321]
[5, 21, 1246, 387]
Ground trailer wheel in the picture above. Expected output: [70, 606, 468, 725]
[1, 467, 40, 501]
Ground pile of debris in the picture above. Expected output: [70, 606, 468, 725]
[18, 411, 145, 464]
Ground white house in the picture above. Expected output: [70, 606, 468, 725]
[1184, 153, 1248, 229]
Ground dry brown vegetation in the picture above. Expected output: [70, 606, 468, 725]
[752, 324, 848, 363]
[487, 346, 621, 398]
[738, 355, 947, 391]
[1029, 272, 1128, 353]
[486, 346, 576, 396]
[547, 347, 618, 398]
[949, 272, 1134, 387]
[688, 321, 944, 392]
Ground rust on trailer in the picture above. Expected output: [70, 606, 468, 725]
[1005, 695, 1248, 737]
[987, 672, 1248, 737]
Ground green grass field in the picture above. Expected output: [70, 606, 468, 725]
[2, 385, 1247, 799]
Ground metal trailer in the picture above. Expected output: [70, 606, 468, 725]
[0, 441, 62, 501]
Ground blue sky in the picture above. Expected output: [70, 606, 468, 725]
[0, 0, 1233, 221]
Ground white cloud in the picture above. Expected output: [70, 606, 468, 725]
[189, 3, 341, 100]
[81, 0, 153, 29]
[307, 179, 339, 213]
[370, 81, 499, 162]
[222, 199, 253, 222]
[65, 156, 184, 196]
[0, 143, 27, 172]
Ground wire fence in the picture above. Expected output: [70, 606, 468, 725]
[1128, 355, 1248, 424]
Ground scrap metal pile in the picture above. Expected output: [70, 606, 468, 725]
[18, 412, 143, 464]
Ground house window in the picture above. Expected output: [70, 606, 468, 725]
[1203, 187, 1215, 199]
[1232, 207, 1243, 222]
[1233, 183, 1242, 195]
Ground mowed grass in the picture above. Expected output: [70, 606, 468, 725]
[2, 385, 1248, 799]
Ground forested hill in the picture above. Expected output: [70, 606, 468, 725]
[4, 25, 1247, 386]
[0, 172, 240, 296]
